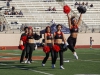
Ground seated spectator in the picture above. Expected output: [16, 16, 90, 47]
[12, 6, 15, 11]
[15, 11, 19, 15]
[90, 4, 93, 7]
[4, 11, 8, 15]
[11, 11, 16, 15]
[74, 2, 78, 8]
[85, 2, 89, 8]
[48, 6, 52, 11]
[85, 2, 88, 6]
[8, 10, 11, 15]
[52, 7, 56, 11]
[82, 2, 85, 6]
[75, 2, 78, 6]
[19, 10, 23, 15]
[78, 2, 81, 6]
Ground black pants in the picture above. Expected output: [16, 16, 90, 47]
[67, 36, 76, 52]
[42, 43, 54, 64]
[26, 43, 35, 61]
[20, 44, 28, 62]
[53, 44, 64, 66]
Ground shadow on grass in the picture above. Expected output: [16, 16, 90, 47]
[0, 61, 55, 71]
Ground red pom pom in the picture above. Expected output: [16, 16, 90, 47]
[18, 45, 25, 50]
[63, 5, 70, 14]
[43, 46, 50, 53]
[21, 36, 27, 42]
[52, 45, 60, 52]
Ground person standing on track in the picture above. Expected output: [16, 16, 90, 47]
[42, 26, 54, 67]
[19, 27, 28, 63]
[67, 13, 82, 60]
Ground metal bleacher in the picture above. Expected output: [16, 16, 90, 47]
[0, 0, 100, 33]
[4, 0, 68, 25]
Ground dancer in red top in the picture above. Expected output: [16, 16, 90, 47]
[67, 13, 82, 59]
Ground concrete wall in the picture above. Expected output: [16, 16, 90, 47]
[0, 33, 100, 46]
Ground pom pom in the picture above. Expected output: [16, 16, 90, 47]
[63, 5, 71, 14]
[43, 46, 50, 53]
[52, 44, 60, 52]
[18, 45, 25, 50]
[21, 36, 27, 42]
[77, 6, 87, 14]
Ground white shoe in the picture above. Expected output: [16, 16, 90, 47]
[60, 66, 65, 69]
[42, 64, 45, 67]
[27, 61, 31, 64]
[73, 52, 78, 60]
[20, 62, 24, 64]
[74, 55, 78, 60]
[54, 64, 56, 68]
[52, 64, 55, 69]
[24, 59, 28, 63]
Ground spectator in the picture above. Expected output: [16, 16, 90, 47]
[50, 19, 55, 24]
[11, 11, 16, 15]
[0, 22, 3, 32]
[20, 24, 25, 32]
[92, 28, 94, 33]
[74, 2, 78, 8]
[90, 4, 93, 7]
[19, 10, 23, 15]
[82, 2, 85, 5]
[6, 0, 10, 8]
[85, 2, 88, 6]
[52, 7, 56, 11]
[75, 2, 78, 6]
[4, 11, 8, 15]
[78, 2, 81, 6]
[8, 10, 11, 15]
[3, 21, 6, 31]
[12, 6, 15, 11]
[85, 2, 89, 8]
[15, 11, 19, 15]
[48, 6, 52, 11]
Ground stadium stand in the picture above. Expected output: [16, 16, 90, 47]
[64, 1, 100, 32]
[0, 0, 100, 33]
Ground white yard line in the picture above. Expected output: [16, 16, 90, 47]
[0, 63, 54, 75]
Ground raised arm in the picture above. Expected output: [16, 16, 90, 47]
[67, 14, 72, 29]
[77, 13, 82, 26]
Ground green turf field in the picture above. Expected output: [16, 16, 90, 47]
[0, 49, 100, 75]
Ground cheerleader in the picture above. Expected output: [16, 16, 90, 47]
[19, 27, 28, 63]
[53, 24, 67, 69]
[42, 26, 54, 67]
[67, 13, 82, 59]
[25, 27, 36, 64]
